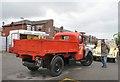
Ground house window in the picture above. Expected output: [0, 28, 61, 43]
[55, 30, 59, 33]
[32, 26, 35, 31]
[48, 27, 51, 32]
[27, 25, 32, 31]
[36, 25, 42, 31]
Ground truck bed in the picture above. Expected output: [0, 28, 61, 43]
[13, 39, 79, 59]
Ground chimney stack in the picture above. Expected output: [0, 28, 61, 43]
[60, 26, 63, 32]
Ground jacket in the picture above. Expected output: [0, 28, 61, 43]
[101, 43, 110, 56]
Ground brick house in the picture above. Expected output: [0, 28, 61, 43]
[2, 19, 54, 39]
[84, 35, 98, 44]
[54, 26, 71, 35]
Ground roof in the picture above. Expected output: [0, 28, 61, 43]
[55, 27, 72, 32]
[3, 19, 53, 27]
[9, 30, 49, 36]
[54, 27, 60, 31]
[63, 29, 72, 32]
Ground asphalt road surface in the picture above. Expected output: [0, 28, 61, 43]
[1, 52, 119, 81]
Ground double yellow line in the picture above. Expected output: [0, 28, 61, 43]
[59, 77, 80, 82]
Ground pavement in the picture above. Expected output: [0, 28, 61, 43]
[1, 52, 119, 81]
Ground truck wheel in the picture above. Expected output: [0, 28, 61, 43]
[81, 52, 93, 66]
[49, 56, 64, 77]
[27, 67, 39, 71]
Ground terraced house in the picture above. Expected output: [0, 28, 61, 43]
[2, 19, 54, 39]
[2, 19, 73, 39]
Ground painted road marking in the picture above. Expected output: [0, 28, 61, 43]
[59, 77, 80, 82]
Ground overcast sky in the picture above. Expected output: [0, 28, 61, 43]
[1, 0, 119, 39]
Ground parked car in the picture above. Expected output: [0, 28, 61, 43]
[85, 44, 96, 50]
[93, 40, 119, 62]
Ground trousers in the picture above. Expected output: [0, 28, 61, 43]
[101, 56, 107, 67]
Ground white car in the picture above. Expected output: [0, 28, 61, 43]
[93, 40, 119, 62]
[85, 44, 96, 52]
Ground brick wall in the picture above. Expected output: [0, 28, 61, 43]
[2, 20, 54, 38]
[44, 20, 54, 38]
[2, 25, 26, 36]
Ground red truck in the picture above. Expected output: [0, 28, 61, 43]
[13, 32, 93, 76]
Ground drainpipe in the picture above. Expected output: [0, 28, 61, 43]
[6, 36, 7, 52]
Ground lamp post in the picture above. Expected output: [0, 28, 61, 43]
[5, 35, 8, 52]
[21, 17, 24, 29]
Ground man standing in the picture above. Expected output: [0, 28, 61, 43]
[101, 39, 110, 68]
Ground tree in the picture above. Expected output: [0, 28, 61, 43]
[113, 32, 120, 45]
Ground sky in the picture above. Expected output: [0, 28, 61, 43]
[0, 0, 119, 39]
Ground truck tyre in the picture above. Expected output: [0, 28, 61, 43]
[49, 56, 64, 77]
[81, 52, 93, 66]
[27, 67, 39, 71]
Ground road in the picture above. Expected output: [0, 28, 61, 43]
[1, 52, 119, 81]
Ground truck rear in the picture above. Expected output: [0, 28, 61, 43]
[13, 32, 93, 76]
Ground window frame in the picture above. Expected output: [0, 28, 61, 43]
[48, 27, 51, 32]
[60, 35, 70, 40]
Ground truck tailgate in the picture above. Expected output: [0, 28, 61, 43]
[14, 39, 42, 54]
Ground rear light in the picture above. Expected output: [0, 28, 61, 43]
[16, 54, 19, 57]
[35, 56, 42, 67]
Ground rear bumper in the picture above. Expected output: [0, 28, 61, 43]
[22, 61, 37, 67]
[93, 53, 117, 58]
[22, 59, 42, 67]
